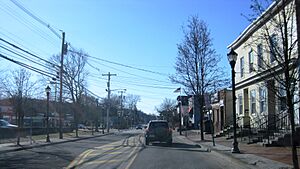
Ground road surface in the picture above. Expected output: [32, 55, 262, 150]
[0, 129, 250, 169]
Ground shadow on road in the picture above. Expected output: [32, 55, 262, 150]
[147, 142, 208, 153]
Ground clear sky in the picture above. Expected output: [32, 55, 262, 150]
[0, 0, 253, 115]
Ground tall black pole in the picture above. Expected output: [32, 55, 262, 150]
[230, 60, 240, 153]
[46, 90, 50, 142]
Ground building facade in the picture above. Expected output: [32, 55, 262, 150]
[211, 89, 233, 134]
[228, 0, 299, 131]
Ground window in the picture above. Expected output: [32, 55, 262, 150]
[259, 86, 267, 113]
[240, 57, 244, 77]
[249, 50, 254, 72]
[270, 34, 277, 63]
[257, 44, 263, 69]
[250, 90, 256, 114]
[278, 83, 287, 111]
[238, 94, 243, 114]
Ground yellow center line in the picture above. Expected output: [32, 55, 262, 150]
[66, 149, 93, 169]
[85, 159, 123, 165]
[88, 151, 124, 156]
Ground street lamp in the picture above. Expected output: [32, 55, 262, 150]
[227, 49, 240, 153]
[45, 85, 51, 142]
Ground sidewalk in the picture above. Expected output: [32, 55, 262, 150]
[180, 130, 297, 169]
[0, 129, 118, 154]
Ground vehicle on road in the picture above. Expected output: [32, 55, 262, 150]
[0, 119, 18, 128]
[136, 124, 143, 130]
[78, 124, 87, 129]
[145, 120, 172, 145]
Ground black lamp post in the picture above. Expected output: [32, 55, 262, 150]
[45, 85, 51, 142]
[227, 49, 240, 153]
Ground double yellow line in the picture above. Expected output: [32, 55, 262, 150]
[65, 135, 142, 169]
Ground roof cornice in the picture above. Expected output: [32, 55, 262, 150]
[227, 0, 292, 50]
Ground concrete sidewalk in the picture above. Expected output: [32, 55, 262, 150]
[178, 130, 296, 169]
[0, 130, 118, 154]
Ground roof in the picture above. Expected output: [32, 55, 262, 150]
[227, 0, 292, 49]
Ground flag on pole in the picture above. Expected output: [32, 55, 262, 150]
[174, 87, 181, 93]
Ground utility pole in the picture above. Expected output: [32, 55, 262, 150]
[59, 31, 66, 139]
[95, 99, 99, 132]
[118, 89, 126, 129]
[102, 72, 116, 133]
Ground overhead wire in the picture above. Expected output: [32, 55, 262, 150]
[0, 44, 57, 72]
[69, 47, 169, 77]
[10, 0, 62, 39]
[0, 1, 59, 48]
[0, 37, 59, 68]
[0, 53, 57, 78]
[0, 26, 53, 58]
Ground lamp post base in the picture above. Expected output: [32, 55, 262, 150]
[231, 141, 240, 153]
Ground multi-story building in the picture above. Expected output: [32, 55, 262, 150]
[227, 0, 299, 130]
[211, 89, 233, 134]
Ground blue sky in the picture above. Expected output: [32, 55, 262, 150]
[0, 0, 253, 114]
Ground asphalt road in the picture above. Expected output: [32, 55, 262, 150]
[0, 130, 139, 169]
[129, 134, 250, 169]
[0, 129, 250, 169]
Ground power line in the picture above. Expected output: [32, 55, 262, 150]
[0, 26, 53, 59]
[10, 0, 61, 39]
[87, 59, 172, 84]
[0, 45, 57, 72]
[0, 2, 59, 48]
[69, 49, 169, 77]
[0, 53, 57, 78]
[0, 37, 59, 68]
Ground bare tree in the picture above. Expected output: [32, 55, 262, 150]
[125, 94, 140, 125]
[50, 48, 88, 137]
[170, 16, 229, 140]
[244, 0, 299, 167]
[156, 98, 178, 128]
[0, 68, 37, 145]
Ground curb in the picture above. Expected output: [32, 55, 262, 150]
[183, 134, 293, 169]
[0, 132, 114, 154]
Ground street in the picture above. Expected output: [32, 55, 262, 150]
[0, 129, 253, 169]
[0, 131, 137, 169]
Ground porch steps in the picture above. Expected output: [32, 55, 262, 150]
[263, 126, 300, 147]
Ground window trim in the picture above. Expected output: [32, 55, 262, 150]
[238, 94, 243, 115]
[240, 57, 244, 77]
[250, 89, 256, 115]
[249, 49, 254, 73]
[259, 86, 267, 113]
[257, 44, 263, 69]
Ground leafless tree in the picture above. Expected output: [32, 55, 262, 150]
[50, 48, 88, 137]
[156, 98, 178, 128]
[170, 16, 229, 140]
[245, 0, 299, 167]
[124, 94, 140, 125]
[0, 68, 38, 145]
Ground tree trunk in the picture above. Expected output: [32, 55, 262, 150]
[287, 91, 299, 169]
[199, 94, 204, 140]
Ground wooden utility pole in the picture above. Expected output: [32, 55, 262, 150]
[59, 32, 65, 139]
[102, 72, 116, 133]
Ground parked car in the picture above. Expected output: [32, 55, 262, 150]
[145, 120, 172, 145]
[136, 124, 143, 130]
[78, 124, 87, 129]
[0, 119, 18, 128]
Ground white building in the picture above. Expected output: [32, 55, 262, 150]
[228, 0, 299, 130]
